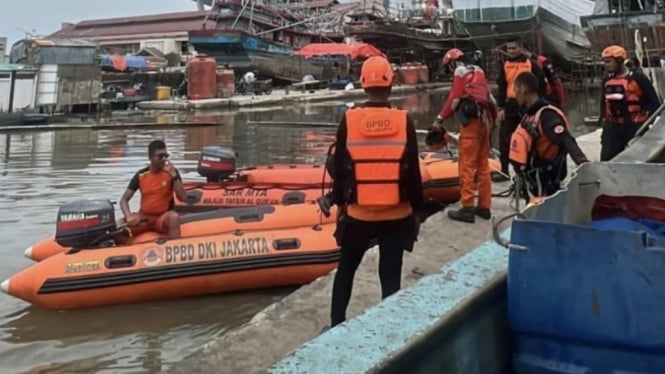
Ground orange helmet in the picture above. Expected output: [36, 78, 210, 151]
[601, 45, 627, 60]
[443, 48, 464, 65]
[360, 56, 394, 89]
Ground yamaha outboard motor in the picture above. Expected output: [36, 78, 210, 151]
[55, 199, 117, 249]
[197, 145, 237, 182]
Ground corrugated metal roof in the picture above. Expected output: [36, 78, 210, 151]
[27, 37, 98, 48]
[49, 11, 215, 40]
[0, 63, 36, 72]
[52, 19, 216, 39]
[72, 11, 212, 28]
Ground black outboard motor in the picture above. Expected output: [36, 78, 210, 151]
[197, 145, 237, 182]
[55, 199, 117, 249]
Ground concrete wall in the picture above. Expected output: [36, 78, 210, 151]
[268, 235, 511, 374]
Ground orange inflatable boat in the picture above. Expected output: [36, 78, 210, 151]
[177, 146, 503, 211]
[26, 199, 336, 262]
[2, 224, 339, 310]
[419, 151, 504, 203]
[176, 146, 331, 212]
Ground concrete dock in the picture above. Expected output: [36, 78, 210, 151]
[137, 82, 452, 111]
[168, 129, 604, 374]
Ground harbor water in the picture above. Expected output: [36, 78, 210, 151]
[0, 90, 600, 373]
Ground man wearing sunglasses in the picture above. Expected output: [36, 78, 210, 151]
[119, 140, 187, 239]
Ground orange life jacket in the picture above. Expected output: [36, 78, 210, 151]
[344, 107, 407, 209]
[461, 66, 491, 107]
[604, 73, 648, 124]
[505, 59, 532, 99]
[509, 104, 568, 165]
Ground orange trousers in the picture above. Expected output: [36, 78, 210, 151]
[458, 116, 492, 209]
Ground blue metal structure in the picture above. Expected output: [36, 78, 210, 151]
[509, 162, 665, 373]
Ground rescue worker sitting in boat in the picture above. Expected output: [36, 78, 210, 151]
[120, 140, 188, 239]
[598, 45, 662, 161]
[509, 72, 589, 199]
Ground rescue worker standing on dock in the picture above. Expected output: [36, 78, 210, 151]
[509, 72, 589, 198]
[325, 55, 423, 328]
[527, 52, 565, 108]
[598, 45, 661, 161]
[432, 48, 496, 223]
[496, 37, 547, 179]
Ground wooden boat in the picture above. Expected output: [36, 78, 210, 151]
[535, 0, 595, 62]
[580, 1, 665, 54]
[3, 223, 339, 310]
[451, 0, 539, 49]
[187, 0, 340, 83]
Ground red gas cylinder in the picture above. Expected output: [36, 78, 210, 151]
[418, 64, 429, 83]
[216, 69, 236, 98]
[188, 55, 217, 100]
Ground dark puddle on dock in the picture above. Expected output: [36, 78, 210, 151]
[0, 89, 600, 373]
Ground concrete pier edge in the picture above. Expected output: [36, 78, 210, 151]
[267, 229, 511, 373]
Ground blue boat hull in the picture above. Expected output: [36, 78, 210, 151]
[508, 162, 665, 374]
[189, 32, 331, 82]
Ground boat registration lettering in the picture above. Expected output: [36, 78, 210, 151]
[202, 196, 280, 206]
[65, 260, 100, 273]
[203, 189, 278, 206]
[220, 237, 269, 257]
[164, 237, 270, 263]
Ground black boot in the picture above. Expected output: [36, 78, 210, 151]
[475, 207, 491, 220]
[493, 170, 510, 182]
[448, 207, 475, 223]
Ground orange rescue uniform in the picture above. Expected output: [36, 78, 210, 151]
[127, 166, 180, 234]
[438, 64, 494, 210]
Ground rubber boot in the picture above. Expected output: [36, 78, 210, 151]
[475, 208, 491, 220]
[448, 207, 475, 223]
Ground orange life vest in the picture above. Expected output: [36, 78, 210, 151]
[604, 73, 648, 124]
[344, 107, 407, 209]
[461, 66, 491, 107]
[509, 104, 568, 165]
[504, 59, 532, 99]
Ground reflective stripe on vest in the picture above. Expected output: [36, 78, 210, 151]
[604, 75, 648, 124]
[509, 104, 568, 165]
[504, 59, 532, 99]
[345, 107, 407, 208]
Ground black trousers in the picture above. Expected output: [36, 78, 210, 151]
[499, 114, 522, 174]
[330, 215, 414, 326]
[600, 122, 642, 161]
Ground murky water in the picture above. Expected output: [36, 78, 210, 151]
[0, 90, 599, 373]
